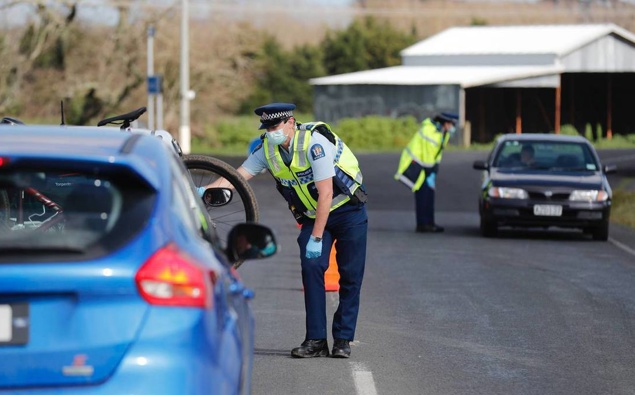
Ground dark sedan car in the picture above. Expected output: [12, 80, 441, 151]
[473, 134, 616, 240]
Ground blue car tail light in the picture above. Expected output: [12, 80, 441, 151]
[136, 244, 217, 309]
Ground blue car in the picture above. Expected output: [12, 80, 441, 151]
[0, 125, 277, 394]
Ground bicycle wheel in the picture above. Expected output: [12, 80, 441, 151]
[183, 155, 259, 265]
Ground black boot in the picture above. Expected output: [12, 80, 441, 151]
[331, 339, 351, 358]
[416, 224, 444, 233]
[291, 339, 329, 358]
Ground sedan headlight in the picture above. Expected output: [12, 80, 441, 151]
[569, 190, 609, 202]
[488, 187, 528, 199]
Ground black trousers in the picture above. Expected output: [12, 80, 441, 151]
[297, 204, 368, 341]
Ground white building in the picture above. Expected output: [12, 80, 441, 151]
[310, 24, 635, 144]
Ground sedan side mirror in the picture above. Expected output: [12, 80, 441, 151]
[473, 160, 489, 170]
[203, 187, 232, 207]
[225, 223, 278, 264]
[603, 164, 617, 174]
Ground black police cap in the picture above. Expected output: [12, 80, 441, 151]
[434, 112, 459, 125]
[254, 103, 296, 130]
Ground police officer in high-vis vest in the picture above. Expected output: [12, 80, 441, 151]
[395, 112, 458, 233]
[233, 103, 368, 359]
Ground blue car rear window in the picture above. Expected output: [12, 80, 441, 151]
[0, 169, 155, 261]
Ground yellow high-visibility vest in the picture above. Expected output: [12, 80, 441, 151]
[264, 123, 363, 218]
[394, 118, 449, 192]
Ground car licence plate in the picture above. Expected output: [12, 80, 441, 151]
[533, 204, 562, 216]
[0, 305, 11, 342]
[0, 303, 29, 345]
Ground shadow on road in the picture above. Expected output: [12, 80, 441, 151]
[254, 286, 304, 292]
[486, 227, 594, 242]
[254, 348, 293, 357]
[421, 223, 594, 242]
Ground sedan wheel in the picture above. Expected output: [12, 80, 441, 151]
[591, 221, 609, 241]
[480, 217, 498, 238]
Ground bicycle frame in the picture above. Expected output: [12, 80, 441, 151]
[12, 187, 64, 232]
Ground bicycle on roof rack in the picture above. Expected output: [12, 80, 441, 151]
[96, 107, 259, 268]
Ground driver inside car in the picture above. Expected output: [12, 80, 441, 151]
[520, 145, 536, 167]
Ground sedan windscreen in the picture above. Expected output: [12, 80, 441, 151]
[493, 140, 599, 171]
[0, 169, 155, 260]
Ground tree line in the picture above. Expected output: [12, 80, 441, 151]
[0, 1, 416, 136]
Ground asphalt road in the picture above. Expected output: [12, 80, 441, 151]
[223, 149, 635, 395]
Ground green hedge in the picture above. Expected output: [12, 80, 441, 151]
[193, 114, 421, 155]
[334, 115, 419, 152]
[191, 117, 635, 156]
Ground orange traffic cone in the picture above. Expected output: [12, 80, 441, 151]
[324, 245, 340, 292]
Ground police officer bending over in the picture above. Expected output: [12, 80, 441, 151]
[212, 103, 368, 359]
[395, 112, 458, 233]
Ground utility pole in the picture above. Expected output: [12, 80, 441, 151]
[179, 0, 192, 154]
[147, 25, 155, 130]
[147, 25, 164, 131]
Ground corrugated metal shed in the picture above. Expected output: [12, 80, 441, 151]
[401, 24, 635, 58]
[310, 23, 635, 143]
[309, 65, 563, 88]
[310, 23, 635, 87]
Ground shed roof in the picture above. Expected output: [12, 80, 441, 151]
[311, 23, 635, 88]
[400, 23, 635, 57]
[309, 65, 563, 88]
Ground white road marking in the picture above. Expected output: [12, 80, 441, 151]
[329, 293, 377, 394]
[351, 362, 378, 395]
[609, 237, 635, 257]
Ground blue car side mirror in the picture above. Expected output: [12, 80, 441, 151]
[202, 187, 233, 207]
[226, 223, 278, 264]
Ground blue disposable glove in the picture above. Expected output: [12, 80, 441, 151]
[261, 242, 277, 257]
[305, 237, 323, 259]
[425, 172, 436, 189]
[196, 186, 206, 197]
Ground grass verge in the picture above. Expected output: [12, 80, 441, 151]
[611, 188, 635, 229]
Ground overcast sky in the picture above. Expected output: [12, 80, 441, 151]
[0, 0, 356, 27]
[5, 0, 634, 28]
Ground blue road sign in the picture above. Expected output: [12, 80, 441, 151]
[147, 75, 162, 95]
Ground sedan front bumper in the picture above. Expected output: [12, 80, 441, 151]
[481, 198, 611, 228]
